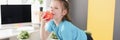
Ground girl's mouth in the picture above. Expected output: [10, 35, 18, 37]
[51, 11, 54, 15]
[52, 13, 55, 15]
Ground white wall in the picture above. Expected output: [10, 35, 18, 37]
[0, 5, 1, 29]
[31, 0, 41, 24]
[0, 0, 7, 5]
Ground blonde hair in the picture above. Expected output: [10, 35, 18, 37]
[52, 0, 72, 22]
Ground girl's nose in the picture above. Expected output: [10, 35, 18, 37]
[50, 9, 54, 14]
[50, 9, 53, 12]
[50, 7, 54, 12]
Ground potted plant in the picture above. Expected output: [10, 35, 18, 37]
[38, 0, 43, 4]
[17, 30, 30, 40]
[39, 0, 43, 11]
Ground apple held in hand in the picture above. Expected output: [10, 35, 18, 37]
[43, 11, 53, 21]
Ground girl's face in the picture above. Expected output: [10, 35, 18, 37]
[50, 1, 67, 20]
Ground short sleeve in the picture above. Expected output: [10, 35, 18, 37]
[60, 21, 73, 40]
[45, 20, 54, 32]
[60, 20, 87, 40]
[61, 29, 73, 40]
[77, 29, 87, 40]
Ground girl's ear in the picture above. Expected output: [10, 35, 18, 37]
[62, 9, 67, 16]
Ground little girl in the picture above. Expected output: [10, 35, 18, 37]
[40, 0, 87, 40]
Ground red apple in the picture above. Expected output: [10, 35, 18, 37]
[43, 11, 53, 21]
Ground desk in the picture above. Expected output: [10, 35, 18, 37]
[0, 25, 40, 40]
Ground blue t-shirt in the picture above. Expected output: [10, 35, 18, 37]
[45, 20, 87, 40]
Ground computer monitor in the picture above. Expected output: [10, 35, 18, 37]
[1, 5, 31, 24]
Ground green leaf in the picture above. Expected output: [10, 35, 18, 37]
[39, 0, 43, 4]
[17, 30, 30, 39]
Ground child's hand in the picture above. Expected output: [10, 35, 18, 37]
[40, 12, 48, 26]
[40, 11, 53, 26]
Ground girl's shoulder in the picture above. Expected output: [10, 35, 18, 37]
[62, 20, 75, 28]
[62, 20, 82, 30]
[62, 20, 72, 25]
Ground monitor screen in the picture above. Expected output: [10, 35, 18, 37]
[1, 5, 31, 24]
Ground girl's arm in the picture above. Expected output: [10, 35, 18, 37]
[40, 12, 51, 40]
[40, 23, 51, 40]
